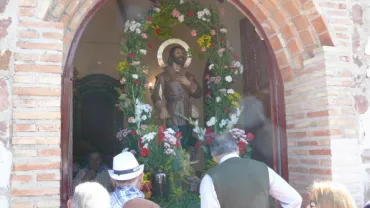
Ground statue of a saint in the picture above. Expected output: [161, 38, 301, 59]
[151, 46, 202, 150]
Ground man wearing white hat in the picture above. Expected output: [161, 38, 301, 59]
[109, 152, 159, 208]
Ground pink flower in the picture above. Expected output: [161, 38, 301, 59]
[128, 117, 135, 123]
[120, 78, 126, 84]
[141, 33, 148, 39]
[141, 125, 148, 130]
[220, 8, 225, 15]
[172, 9, 180, 18]
[211, 29, 216, 36]
[218, 48, 226, 56]
[210, 77, 216, 81]
[191, 30, 197, 37]
[201, 47, 206, 52]
[143, 70, 149, 75]
[131, 61, 140, 66]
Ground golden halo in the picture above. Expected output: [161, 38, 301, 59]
[157, 38, 192, 68]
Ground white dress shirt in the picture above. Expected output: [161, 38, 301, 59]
[200, 153, 302, 208]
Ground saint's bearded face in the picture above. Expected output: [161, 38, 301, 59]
[171, 48, 186, 67]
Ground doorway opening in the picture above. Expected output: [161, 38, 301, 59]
[61, 0, 288, 206]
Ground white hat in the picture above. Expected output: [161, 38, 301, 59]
[108, 152, 144, 181]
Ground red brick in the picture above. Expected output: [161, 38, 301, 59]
[11, 202, 34, 208]
[37, 173, 60, 181]
[11, 175, 33, 182]
[14, 87, 61, 96]
[308, 129, 342, 137]
[13, 162, 60, 171]
[269, 35, 283, 50]
[299, 29, 316, 47]
[261, 0, 279, 12]
[253, 6, 268, 22]
[12, 137, 60, 145]
[13, 149, 37, 157]
[309, 149, 331, 155]
[65, 0, 80, 15]
[13, 124, 37, 132]
[38, 124, 61, 132]
[297, 141, 318, 146]
[19, 0, 37, 8]
[303, 1, 319, 19]
[307, 110, 329, 118]
[275, 49, 289, 67]
[310, 168, 331, 175]
[288, 131, 307, 138]
[38, 148, 61, 156]
[300, 159, 320, 165]
[13, 99, 37, 108]
[60, 14, 71, 26]
[13, 112, 60, 120]
[15, 64, 62, 73]
[287, 39, 304, 56]
[284, 0, 301, 17]
[287, 113, 305, 120]
[292, 15, 311, 31]
[12, 188, 59, 197]
[281, 23, 298, 41]
[19, 20, 63, 30]
[242, 0, 258, 11]
[17, 42, 62, 51]
[311, 16, 327, 34]
[18, 30, 38, 38]
[42, 32, 63, 40]
[18, 8, 35, 17]
[271, 11, 287, 26]
[319, 31, 334, 46]
[280, 65, 294, 82]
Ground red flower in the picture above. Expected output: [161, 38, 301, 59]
[195, 141, 202, 149]
[128, 52, 135, 59]
[223, 106, 230, 111]
[135, 80, 141, 85]
[140, 148, 150, 157]
[130, 130, 137, 135]
[233, 54, 239, 60]
[239, 148, 246, 156]
[175, 131, 182, 139]
[220, 38, 225, 42]
[247, 132, 255, 141]
[229, 66, 236, 70]
[210, 42, 216, 48]
[204, 74, 210, 80]
[155, 28, 161, 36]
[206, 137, 213, 145]
[187, 10, 194, 17]
[146, 16, 152, 22]
[147, 42, 153, 49]
[205, 92, 211, 98]
[159, 126, 166, 133]
[206, 128, 213, 134]
[237, 141, 246, 149]
[175, 140, 181, 147]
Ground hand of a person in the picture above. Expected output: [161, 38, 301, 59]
[177, 76, 191, 88]
[159, 108, 170, 120]
[82, 169, 97, 181]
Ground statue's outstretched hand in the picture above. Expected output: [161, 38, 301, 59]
[160, 108, 170, 120]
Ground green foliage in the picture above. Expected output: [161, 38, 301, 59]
[152, 190, 200, 208]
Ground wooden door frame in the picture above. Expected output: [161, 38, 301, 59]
[61, 0, 288, 206]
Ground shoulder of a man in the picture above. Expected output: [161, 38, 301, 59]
[124, 198, 160, 208]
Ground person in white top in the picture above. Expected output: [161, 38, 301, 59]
[200, 132, 302, 208]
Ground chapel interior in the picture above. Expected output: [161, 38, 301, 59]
[72, 0, 272, 171]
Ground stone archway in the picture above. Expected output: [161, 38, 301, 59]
[9, 0, 339, 207]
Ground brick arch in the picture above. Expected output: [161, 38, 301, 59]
[45, 0, 334, 82]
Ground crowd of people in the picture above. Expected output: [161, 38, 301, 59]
[70, 131, 367, 208]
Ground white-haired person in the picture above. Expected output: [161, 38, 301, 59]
[200, 132, 302, 208]
[67, 182, 110, 208]
[109, 152, 160, 208]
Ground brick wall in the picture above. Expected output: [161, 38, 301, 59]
[9, 1, 63, 207]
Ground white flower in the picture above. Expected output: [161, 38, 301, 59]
[219, 119, 228, 128]
[139, 49, 147, 55]
[225, 76, 232, 83]
[227, 89, 234, 94]
[165, 148, 176, 156]
[206, 117, 216, 127]
[164, 142, 170, 149]
[142, 132, 156, 143]
[216, 97, 221, 103]
[180, 0, 184, 4]
[165, 128, 175, 135]
[220, 28, 227, 33]
[144, 143, 149, 149]
[132, 74, 138, 79]
[178, 15, 184, 22]
[130, 26, 135, 32]
[209, 64, 214, 70]
[153, 7, 160, 12]
[141, 115, 147, 121]
[135, 28, 141, 34]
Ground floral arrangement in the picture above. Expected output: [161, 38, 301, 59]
[115, 0, 252, 204]
[142, 172, 153, 199]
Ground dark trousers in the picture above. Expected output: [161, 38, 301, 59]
[169, 125, 197, 150]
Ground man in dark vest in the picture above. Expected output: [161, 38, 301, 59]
[200, 132, 302, 208]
